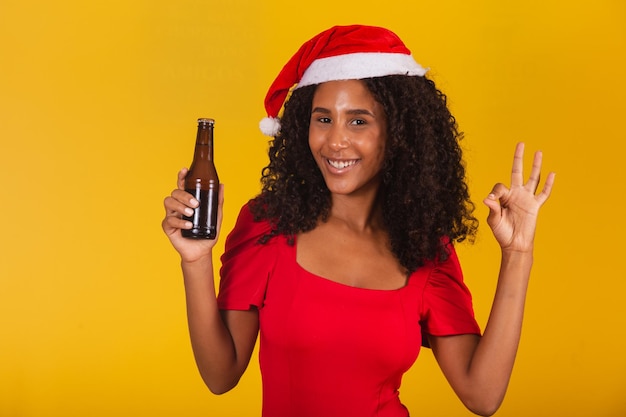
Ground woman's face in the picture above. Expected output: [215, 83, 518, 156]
[308, 79, 387, 197]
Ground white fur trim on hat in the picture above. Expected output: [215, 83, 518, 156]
[260, 116, 281, 137]
[297, 52, 427, 88]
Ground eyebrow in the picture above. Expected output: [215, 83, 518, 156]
[311, 107, 375, 117]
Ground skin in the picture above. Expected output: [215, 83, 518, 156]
[162, 79, 555, 415]
[299, 80, 406, 290]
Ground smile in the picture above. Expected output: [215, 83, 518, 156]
[327, 159, 358, 169]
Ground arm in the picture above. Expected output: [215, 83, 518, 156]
[162, 169, 259, 394]
[429, 143, 556, 416]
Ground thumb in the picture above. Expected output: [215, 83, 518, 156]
[483, 193, 501, 226]
[483, 183, 508, 226]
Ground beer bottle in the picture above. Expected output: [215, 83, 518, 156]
[182, 118, 220, 239]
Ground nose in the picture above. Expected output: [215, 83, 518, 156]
[327, 124, 349, 151]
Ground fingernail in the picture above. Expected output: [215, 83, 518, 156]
[184, 208, 194, 216]
[190, 198, 199, 207]
[487, 193, 496, 200]
[185, 221, 193, 229]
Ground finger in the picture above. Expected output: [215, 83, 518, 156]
[162, 213, 192, 235]
[170, 189, 198, 208]
[483, 193, 500, 215]
[177, 168, 188, 190]
[511, 142, 525, 187]
[536, 171, 556, 206]
[162, 194, 193, 230]
[164, 193, 196, 218]
[488, 183, 510, 205]
[525, 150, 543, 193]
[483, 183, 509, 222]
[483, 192, 502, 227]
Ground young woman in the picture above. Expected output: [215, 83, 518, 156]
[162, 25, 555, 417]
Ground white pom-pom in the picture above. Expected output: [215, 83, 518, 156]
[259, 116, 281, 136]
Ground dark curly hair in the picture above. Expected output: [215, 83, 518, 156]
[250, 75, 478, 273]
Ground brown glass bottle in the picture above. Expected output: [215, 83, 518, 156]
[181, 118, 219, 239]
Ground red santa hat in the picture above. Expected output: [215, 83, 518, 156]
[259, 24, 428, 136]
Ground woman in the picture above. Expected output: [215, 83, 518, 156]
[162, 25, 555, 417]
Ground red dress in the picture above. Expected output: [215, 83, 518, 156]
[218, 202, 481, 417]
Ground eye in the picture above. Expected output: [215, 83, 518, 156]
[317, 117, 332, 124]
[350, 118, 366, 126]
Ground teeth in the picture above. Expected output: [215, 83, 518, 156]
[328, 159, 357, 169]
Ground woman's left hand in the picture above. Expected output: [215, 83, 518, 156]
[483, 142, 556, 253]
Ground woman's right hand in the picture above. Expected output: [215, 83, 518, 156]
[162, 168, 224, 263]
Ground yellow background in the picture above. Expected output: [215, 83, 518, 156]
[1, 0, 624, 416]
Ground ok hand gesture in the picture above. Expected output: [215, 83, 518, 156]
[483, 142, 556, 253]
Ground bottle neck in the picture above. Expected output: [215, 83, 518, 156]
[194, 125, 214, 161]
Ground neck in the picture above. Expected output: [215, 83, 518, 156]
[328, 191, 383, 233]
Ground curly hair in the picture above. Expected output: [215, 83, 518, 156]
[250, 75, 478, 273]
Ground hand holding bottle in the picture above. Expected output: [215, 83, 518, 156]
[162, 168, 225, 262]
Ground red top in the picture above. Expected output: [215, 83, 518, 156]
[218, 202, 481, 417]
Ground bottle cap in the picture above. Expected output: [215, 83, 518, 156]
[197, 118, 215, 126]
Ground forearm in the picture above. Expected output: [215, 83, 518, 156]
[465, 250, 534, 413]
[181, 254, 241, 393]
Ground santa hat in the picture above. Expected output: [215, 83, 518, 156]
[259, 25, 428, 136]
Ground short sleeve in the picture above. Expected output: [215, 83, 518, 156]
[420, 244, 481, 345]
[217, 201, 277, 311]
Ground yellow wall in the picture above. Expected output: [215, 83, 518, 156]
[1, 0, 624, 415]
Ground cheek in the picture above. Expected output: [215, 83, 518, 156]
[307, 127, 315, 148]
[307, 128, 321, 152]
[372, 144, 387, 172]
[369, 136, 386, 165]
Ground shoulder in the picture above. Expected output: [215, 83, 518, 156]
[223, 199, 273, 251]
[218, 200, 284, 310]
[433, 239, 463, 276]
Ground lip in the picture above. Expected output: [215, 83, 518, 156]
[325, 158, 360, 173]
